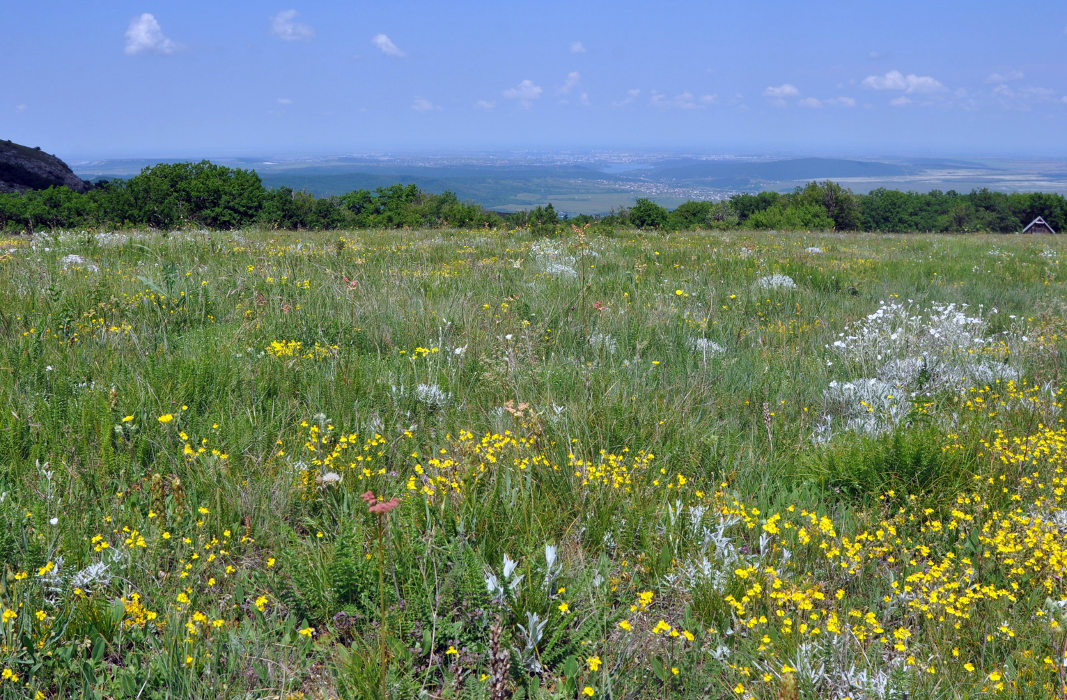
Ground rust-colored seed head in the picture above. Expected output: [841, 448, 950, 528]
[369, 497, 399, 514]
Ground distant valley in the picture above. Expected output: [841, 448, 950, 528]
[74, 153, 1067, 216]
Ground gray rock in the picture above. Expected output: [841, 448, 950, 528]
[0, 139, 91, 193]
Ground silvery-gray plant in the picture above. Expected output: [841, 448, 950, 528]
[662, 513, 749, 594]
[485, 554, 524, 605]
[543, 544, 561, 594]
[515, 611, 548, 674]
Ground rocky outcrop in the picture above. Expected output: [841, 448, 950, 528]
[0, 139, 90, 194]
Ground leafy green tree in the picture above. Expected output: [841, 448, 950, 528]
[730, 191, 780, 222]
[793, 181, 861, 230]
[522, 203, 560, 234]
[126, 161, 265, 229]
[29, 186, 96, 229]
[861, 188, 913, 231]
[0, 192, 26, 230]
[88, 180, 136, 227]
[669, 200, 716, 229]
[746, 203, 833, 230]
[630, 198, 668, 229]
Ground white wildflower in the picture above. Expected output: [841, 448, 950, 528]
[755, 274, 797, 290]
[60, 254, 99, 272]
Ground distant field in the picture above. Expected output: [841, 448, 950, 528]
[3, 228, 1067, 697]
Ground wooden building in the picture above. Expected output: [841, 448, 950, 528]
[1023, 216, 1056, 234]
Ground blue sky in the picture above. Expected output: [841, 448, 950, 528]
[4, 1, 1067, 159]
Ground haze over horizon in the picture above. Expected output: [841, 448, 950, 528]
[4, 1, 1067, 160]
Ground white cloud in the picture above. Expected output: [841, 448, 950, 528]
[1062, 96, 1067, 105]
[372, 34, 405, 57]
[474, 99, 496, 110]
[763, 84, 799, 98]
[889, 96, 912, 106]
[868, 50, 886, 60]
[270, 10, 314, 42]
[503, 79, 542, 107]
[987, 70, 1024, 83]
[827, 96, 856, 107]
[277, 97, 293, 105]
[651, 91, 717, 110]
[570, 40, 586, 54]
[798, 97, 822, 108]
[15, 104, 26, 112]
[559, 71, 581, 94]
[412, 98, 440, 112]
[124, 13, 179, 55]
[612, 88, 641, 107]
[991, 83, 1057, 110]
[579, 92, 591, 106]
[861, 70, 943, 93]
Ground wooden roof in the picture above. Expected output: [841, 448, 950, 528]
[1023, 216, 1056, 234]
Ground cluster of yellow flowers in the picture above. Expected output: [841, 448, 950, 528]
[266, 339, 338, 359]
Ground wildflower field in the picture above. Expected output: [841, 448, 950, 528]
[4, 227, 1067, 699]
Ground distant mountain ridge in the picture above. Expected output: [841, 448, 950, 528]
[0, 139, 90, 194]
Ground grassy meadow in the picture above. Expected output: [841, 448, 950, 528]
[3, 226, 1067, 698]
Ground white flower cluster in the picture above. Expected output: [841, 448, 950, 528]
[818, 299, 1025, 440]
[813, 379, 907, 443]
[60, 254, 99, 272]
[688, 337, 726, 357]
[755, 274, 797, 290]
[530, 240, 577, 277]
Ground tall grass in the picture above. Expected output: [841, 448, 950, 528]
[0, 228, 1066, 697]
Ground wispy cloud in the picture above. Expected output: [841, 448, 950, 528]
[372, 34, 405, 57]
[889, 96, 911, 106]
[991, 83, 1057, 110]
[270, 10, 314, 42]
[986, 70, 1024, 83]
[277, 97, 293, 105]
[474, 99, 496, 110]
[651, 91, 716, 109]
[862, 70, 943, 93]
[15, 104, 27, 112]
[798, 97, 822, 108]
[412, 97, 440, 112]
[763, 84, 799, 107]
[763, 84, 799, 98]
[558, 71, 581, 94]
[827, 96, 856, 107]
[570, 40, 586, 54]
[124, 13, 180, 55]
[503, 79, 542, 107]
[612, 88, 640, 107]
